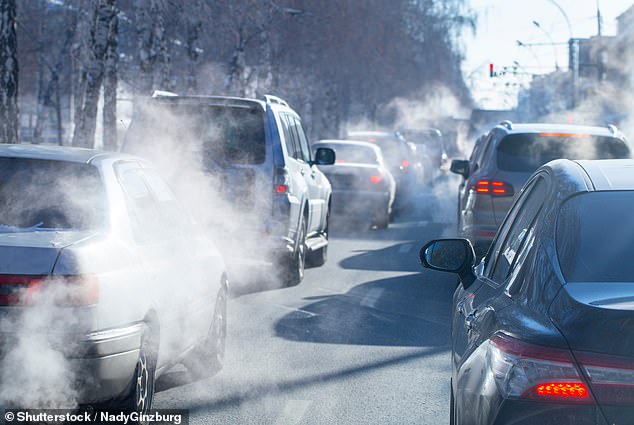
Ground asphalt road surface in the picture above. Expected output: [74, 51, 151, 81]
[154, 185, 461, 425]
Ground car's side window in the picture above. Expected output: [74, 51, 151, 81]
[115, 162, 161, 243]
[293, 116, 312, 163]
[489, 177, 547, 283]
[141, 167, 190, 238]
[280, 113, 299, 160]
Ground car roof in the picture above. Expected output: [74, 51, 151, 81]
[0, 144, 134, 164]
[575, 159, 634, 191]
[347, 130, 397, 138]
[496, 122, 621, 139]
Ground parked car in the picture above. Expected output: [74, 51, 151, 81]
[450, 121, 631, 255]
[421, 158, 634, 425]
[0, 144, 227, 411]
[346, 131, 421, 207]
[312, 140, 396, 229]
[123, 92, 335, 286]
[399, 128, 449, 183]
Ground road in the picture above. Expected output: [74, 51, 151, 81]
[154, 187, 460, 425]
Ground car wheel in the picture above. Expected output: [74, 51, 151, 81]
[306, 212, 328, 267]
[117, 327, 157, 420]
[373, 209, 389, 230]
[183, 280, 227, 378]
[282, 216, 306, 286]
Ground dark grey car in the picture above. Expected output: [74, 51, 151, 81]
[451, 121, 630, 254]
[421, 158, 634, 425]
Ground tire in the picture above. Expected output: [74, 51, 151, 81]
[373, 209, 389, 229]
[306, 212, 328, 267]
[116, 326, 157, 421]
[450, 380, 455, 425]
[183, 281, 228, 378]
[281, 216, 306, 287]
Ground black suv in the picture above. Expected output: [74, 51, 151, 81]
[123, 92, 335, 286]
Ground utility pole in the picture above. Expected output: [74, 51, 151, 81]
[596, 0, 603, 36]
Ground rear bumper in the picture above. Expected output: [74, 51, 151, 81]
[1, 323, 143, 404]
[331, 190, 390, 217]
[492, 399, 607, 425]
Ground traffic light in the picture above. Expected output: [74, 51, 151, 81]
[490, 63, 494, 78]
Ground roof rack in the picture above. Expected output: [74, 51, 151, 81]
[152, 90, 178, 98]
[607, 124, 618, 135]
[498, 120, 513, 130]
[263, 95, 289, 107]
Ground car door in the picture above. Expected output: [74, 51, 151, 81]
[115, 161, 188, 362]
[453, 175, 548, 374]
[140, 166, 218, 347]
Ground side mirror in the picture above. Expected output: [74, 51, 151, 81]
[314, 147, 336, 165]
[419, 238, 476, 288]
[450, 159, 469, 179]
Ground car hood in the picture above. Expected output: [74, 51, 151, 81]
[0, 230, 96, 275]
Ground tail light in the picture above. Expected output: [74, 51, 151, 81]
[370, 175, 383, 184]
[576, 352, 634, 404]
[0, 274, 99, 306]
[274, 167, 290, 194]
[470, 179, 514, 196]
[486, 333, 591, 403]
[401, 159, 410, 169]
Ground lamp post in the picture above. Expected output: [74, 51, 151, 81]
[532, 20, 559, 70]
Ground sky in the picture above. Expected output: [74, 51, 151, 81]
[463, 0, 634, 109]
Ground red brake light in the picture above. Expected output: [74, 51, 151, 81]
[274, 184, 288, 194]
[0, 274, 98, 306]
[402, 159, 410, 168]
[370, 175, 383, 184]
[472, 179, 514, 196]
[538, 132, 590, 138]
[335, 159, 346, 163]
[535, 382, 589, 398]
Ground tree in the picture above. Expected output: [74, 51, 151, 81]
[0, 0, 19, 144]
[72, 0, 118, 148]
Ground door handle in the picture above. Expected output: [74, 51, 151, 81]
[464, 312, 477, 333]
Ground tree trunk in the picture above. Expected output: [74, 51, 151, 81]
[72, 0, 117, 148]
[102, 1, 118, 151]
[0, 0, 19, 144]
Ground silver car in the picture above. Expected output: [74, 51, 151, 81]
[0, 144, 227, 410]
[313, 140, 396, 229]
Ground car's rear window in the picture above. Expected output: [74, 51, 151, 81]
[557, 191, 634, 282]
[497, 134, 630, 172]
[348, 135, 406, 167]
[319, 144, 378, 164]
[126, 103, 266, 166]
[0, 158, 106, 231]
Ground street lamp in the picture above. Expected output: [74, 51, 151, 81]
[532, 20, 559, 70]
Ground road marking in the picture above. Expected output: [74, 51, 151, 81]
[273, 303, 317, 318]
[360, 288, 384, 308]
[398, 243, 412, 253]
[275, 400, 313, 425]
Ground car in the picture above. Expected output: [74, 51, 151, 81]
[420, 158, 634, 425]
[450, 121, 631, 255]
[398, 128, 449, 183]
[346, 130, 421, 207]
[311, 140, 396, 229]
[0, 144, 227, 411]
[123, 92, 336, 286]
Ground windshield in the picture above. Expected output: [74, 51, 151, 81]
[0, 158, 106, 231]
[497, 134, 630, 172]
[557, 191, 634, 282]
